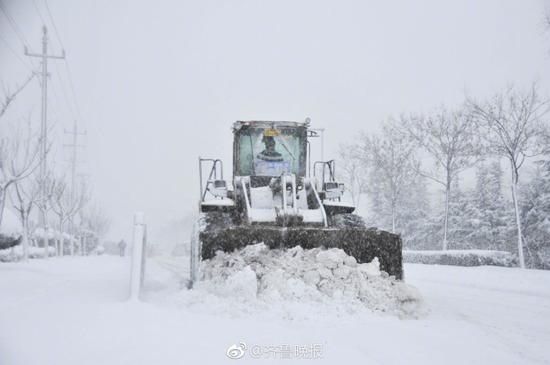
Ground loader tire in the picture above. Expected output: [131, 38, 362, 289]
[328, 213, 366, 228]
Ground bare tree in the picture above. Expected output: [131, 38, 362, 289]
[358, 122, 419, 233]
[87, 208, 111, 239]
[35, 172, 59, 258]
[79, 203, 110, 255]
[51, 177, 69, 256]
[73, 180, 91, 255]
[468, 84, 549, 268]
[51, 176, 89, 256]
[337, 144, 368, 207]
[0, 120, 41, 228]
[11, 175, 40, 261]
[403, 106, 482, 250]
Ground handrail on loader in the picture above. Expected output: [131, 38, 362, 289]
[198, 157, 224, 203]
[313, 160, 336, 189]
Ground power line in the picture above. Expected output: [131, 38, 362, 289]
[61, 61, 82, 120]
[53, 61, 77, 120]
[31, 0, 47, 27]
[31, 0, 81, 126]
[0, 33, 33, 71]
[43, 0, 63, 49]
[0, 2, 40, 71]
[36, 71, 61, 128]
[43, 0, 82, 121]
[0, 1, 30, 48]
[64, 120, 86, 196]
[48, 76, 63, 119]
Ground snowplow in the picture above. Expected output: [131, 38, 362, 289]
[190, 120, 403, 287]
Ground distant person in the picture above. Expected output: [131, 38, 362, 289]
[118, 239, 127, 257]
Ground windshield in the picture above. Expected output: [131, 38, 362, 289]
[237, 127, 304, 176]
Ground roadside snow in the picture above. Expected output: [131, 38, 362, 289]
[0, 245, 56, 262]
[404, 249, 516, 267]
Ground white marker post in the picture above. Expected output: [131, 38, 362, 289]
[129, 212, 146, 301]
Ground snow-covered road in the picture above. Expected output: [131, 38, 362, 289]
[1, 256, 549, 365]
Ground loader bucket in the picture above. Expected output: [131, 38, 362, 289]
[199, 224, 403, 280]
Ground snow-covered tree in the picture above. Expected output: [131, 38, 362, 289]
[34, 172, 59, 258]
[51, 176, 88, 256]
[395, 174, 434, 250]
[403, 105, 483, 250]
[337, 144, 367, 207]
[445, 165, 513, 251]
[445, 178, 469, 249]
[79, 203, 110, 255]
[469, 84, 549, 268]
[358, 121, 420, 233]
[521, 159, 550, 269]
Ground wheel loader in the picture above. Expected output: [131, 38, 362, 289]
[190, 120, 403, 287]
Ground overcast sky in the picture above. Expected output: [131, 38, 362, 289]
[1, 0, 549, 241]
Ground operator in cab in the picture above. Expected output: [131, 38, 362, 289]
[257, 135, 284, 162]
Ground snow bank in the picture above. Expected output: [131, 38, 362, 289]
[159, 244, 423, 319]
[403, 249, 516, 267]
[33, 227, 59, 239]
[0, 209, 22, 237]
[0, 245, 56, 262]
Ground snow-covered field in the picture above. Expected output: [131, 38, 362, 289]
[1, 255, 550, 365]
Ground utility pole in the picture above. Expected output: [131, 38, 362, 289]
[306, 118, 326, 162]
[64, 120, 86, 203]
[77, 173, 89, 256]
[310, 128, 325, 161]
[64, 121, 86, 254]
[25, 25, 65, 227]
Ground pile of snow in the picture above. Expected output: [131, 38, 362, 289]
[0, 245, 56, 262]
[404, 249, 516, 267]
[90, 245, 105, 255]
[158, 244, 423, 319]
[33, 227, 58, 239]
